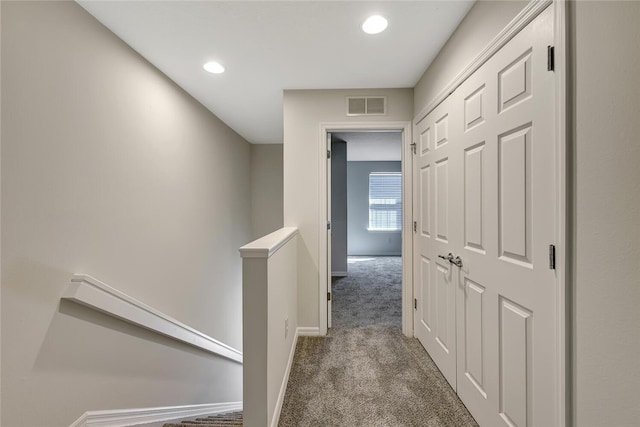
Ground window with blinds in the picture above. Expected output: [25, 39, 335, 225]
[368, 172, 402, 231]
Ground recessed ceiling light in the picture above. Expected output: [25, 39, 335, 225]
[203, 61, 225, 74]
[362, 15, 388, 35]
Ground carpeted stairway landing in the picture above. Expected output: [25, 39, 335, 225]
[278, 326, 478, 427]
[278, 257, 478, 426]
[163, 410, 242, 426]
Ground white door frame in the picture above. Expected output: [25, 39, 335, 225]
[318, 121, 413, 337]
[553, 2, 569, 425]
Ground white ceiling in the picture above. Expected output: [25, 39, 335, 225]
[77, 1, 474, 144]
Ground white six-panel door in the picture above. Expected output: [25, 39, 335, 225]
[413, 6, 558, 426]
[413, 92, 462, 389]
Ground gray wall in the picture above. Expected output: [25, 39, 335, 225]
[572, 2, 640, 426]
[1, 2, 249, 425]
[331, 139, 348, 275]
[251, 144, 284, 239]
[347, 161, 402, 256]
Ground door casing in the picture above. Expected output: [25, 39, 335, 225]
[319, 121, 413, 337]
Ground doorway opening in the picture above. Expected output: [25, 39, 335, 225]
[319, 121, 413, 337]
[330, 131, 403, 330]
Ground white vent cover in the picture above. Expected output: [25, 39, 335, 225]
[346, 96, 387, 116]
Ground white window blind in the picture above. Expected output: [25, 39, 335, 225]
[368, 172, 402, 231]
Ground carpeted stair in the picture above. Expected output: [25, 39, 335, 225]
[163, 411, 242, 427]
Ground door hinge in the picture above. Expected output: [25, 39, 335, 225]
[549, 244, 556, 270]
[547, 45, 555, 71]
[327, 150, 331, 159]
[410, 142, 417, 155]
[414, 298, 417, 310]
[327, 292, 331, 301]
[327, 221, 331, 230]
[413, 221, 417, 233]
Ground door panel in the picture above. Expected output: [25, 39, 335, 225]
[499, 297, 533, 427]
[420, 165, 431, 238]
[498, 125, 532, 266]
[463, 278, 486, 398]
[419, 125, 431, 156]
[414, 94, 461, 389]
[419, 256, 432, 332]
[464, 85, 486, 131]
[435, 262, 451, 354]
[464, 142, 485, 253]
[435, 114, 449, 148]
[498, 49, 533, 113]
[435, 157, 449, 243]
[414, 6, 558, 426]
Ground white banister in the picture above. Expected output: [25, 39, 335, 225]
[240, 227, 299, 427]
[62, 275, 243, 363]
[239, 227, 298, 259]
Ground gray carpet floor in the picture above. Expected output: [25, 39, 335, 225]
[279, 257, 478, 427]
[331, 256, 402, 329]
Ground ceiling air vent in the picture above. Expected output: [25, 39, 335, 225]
[346, 96, 387, 116]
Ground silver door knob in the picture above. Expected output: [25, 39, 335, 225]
[438, 253, 454, 261]
[450, 255, 463, 268]
[438, 253, 463, 268]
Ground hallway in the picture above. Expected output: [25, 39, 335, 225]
[278, 257, 477, 426]
[3, 1, 640, 425]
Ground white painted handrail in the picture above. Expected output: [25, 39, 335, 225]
[62, 274, 243, 363]
[239, 227, 299, 259]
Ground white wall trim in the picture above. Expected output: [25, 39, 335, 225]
[62, 275, 243, 363]
[414, 0, 553, 124]
[270, 327, 301, 427]
[69, 401, 243, 427]
[319, 121, 413, 337]
[296, 326, 321, 337]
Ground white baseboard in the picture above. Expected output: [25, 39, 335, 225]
[297, 326, 321, 336]
[69, 402, 243, 427]
[270, 328, 300, 427]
